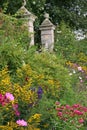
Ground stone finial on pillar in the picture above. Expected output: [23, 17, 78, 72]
[44, 13, 49, 19]
[22, 0, 27, 7]
[16, 3, 37, 46]
[39, 13, 55, 51]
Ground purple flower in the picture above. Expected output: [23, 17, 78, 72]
[37, 87, 43, 99]
[16, 119, 27, 126]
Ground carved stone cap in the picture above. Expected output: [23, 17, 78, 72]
[40, 13, 55, 30]
[16, 6, 37, 20]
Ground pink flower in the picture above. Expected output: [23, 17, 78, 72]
[16, 119, 27, 126]
[80, 79, 83, 83]
[66, 105, 71, 109]
[56, 108, 61, 111]
[77, 66, 82, 71]
[0, 94, 3, 100]
[74, 110, 83, 115]
[72, 104, 80, 108]
[55, 101, 60, 105]
[81, 107, 87, 112]
[12, 103, 20, 116]
[5, 92, 14, 101]
[85, 76, 87, 79]
[57, 112, 62, 117]
[78, 118, 84, 123]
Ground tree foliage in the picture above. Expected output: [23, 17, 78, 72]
[0, 0, 87, 33]
[45, 0, 87, 30]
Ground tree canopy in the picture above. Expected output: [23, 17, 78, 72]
[0, 0, 87, 31]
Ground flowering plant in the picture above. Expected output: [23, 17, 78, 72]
[55, 101, 87, 130]
[0, 91, 41, 130]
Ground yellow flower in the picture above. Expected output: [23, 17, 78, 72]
[48, 79, 54, 85]
[28, 114, 41, 123]
[33, 114, 41, 119]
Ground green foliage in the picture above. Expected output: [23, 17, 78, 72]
[75, 39, 87, 65]
[45, 0, 87, 30]
[54, 22, 87, 64]
[0, 0, 87, 44]
[0, 13, 30, 72]
[77, 38, 87, 55]
[0, 41, 25, 72]
[0, 13, 30, 47]
[0, 9, 87, 130]
[1, 0, 87, 30]
[54, 22, 77, 61]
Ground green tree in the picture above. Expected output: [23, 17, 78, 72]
[0, 0, 87, 42]
[45, 0, 87, 30]
[1, 0, 87, 30]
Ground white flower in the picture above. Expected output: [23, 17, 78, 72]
[73, 70, 76, 74]
[79, 76, 82, 79]
[69, 73, 72, 76]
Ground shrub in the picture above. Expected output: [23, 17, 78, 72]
[0, 12, 30, 73]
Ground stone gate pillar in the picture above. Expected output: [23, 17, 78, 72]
[39, 13, 55, 51]
[16, 2, 37, 46]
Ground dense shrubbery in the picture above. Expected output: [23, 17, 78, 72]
[0, 13, 87, 129]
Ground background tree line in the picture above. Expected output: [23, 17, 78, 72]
[0, 0, 87, 43]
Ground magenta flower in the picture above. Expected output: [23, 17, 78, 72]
[57, 112, 63, 117]
[5, 92, 14, 101]
[15, 110, 20, 116]
[66, 105, 71, 109]
[0, 93, 8, 106]
[72, 104, 80, 108]
[0, 94, 4, 104]
[16, 119, 27, 126]
[74, 110, 83, 115]
[78, 118, 84, 123]
[82, 107, 87, 112]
